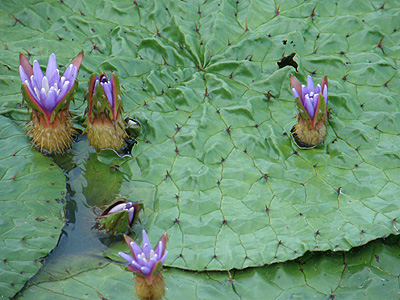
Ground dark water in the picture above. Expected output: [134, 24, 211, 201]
[25, 137, 127, 285]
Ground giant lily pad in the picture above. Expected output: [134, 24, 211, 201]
[19, 235, 400, 299]
[0, 116, 65, 298]
[1, 0, 400, 298]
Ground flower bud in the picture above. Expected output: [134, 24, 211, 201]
[84, 72, 127, 152]
[97, 200, 142, 235]
[290, 75, 328, 148]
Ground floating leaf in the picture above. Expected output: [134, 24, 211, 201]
[0, 116, 65, 298]
[1, 0, 400, 298]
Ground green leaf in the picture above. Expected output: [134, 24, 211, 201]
[2, 0, 400, 298]
[18, 236, 400, 299]
[0, 116, 65, 298]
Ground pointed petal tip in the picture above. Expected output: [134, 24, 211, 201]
[292, 87, 299, 100]
[48, 53, 56, 63]
[321, 76, 328, 89]
[161, 232, 168, 246]
[289, 74, 298, 85]
[307, 75, 315, 92]
[118, 251, 133, 263]
[19, 53, 27, 64]
[46, 53, 57, 79]
[290, 75, 302, 100]
[71, 51, 84, 70]
[128, 207, 135, 224]
[142, 229, 149, 241]
[19, 53, 33, 78]
[123, 234, 135, 248]
[124, 235, 140, 260]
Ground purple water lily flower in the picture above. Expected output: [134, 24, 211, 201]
[108, 201, 135, 224]
[291, 75, 328, 120]
[290, 74, 329, 148]
[119, 230, 168, 277]
[19, 53, 83, 120]
[18, 52, 83, 153]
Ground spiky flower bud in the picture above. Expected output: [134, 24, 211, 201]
[290, 74, 329, 148]
[96, 200, 142, 235]
[19, 52, 83, 153]
[84, 72, 127, 152]
[119, 230, 168, 300]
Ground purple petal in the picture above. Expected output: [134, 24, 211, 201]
[39, 88, 47, 105]
[42, 76, 50, 92]
[63, 64, 73, 81]
[19, 65, 29, 84]
[140, 266, 151, 275]
[292, 88, 300, 100]
[146, 257, 157, 271]
[315, 84, 321, 95]
[301, 85, 308, 101]
[48, 69, 60, 88]
[156, 241, 163, 258]
[30, 75, 38, 91]
[155, 233, 167, 258]
[128, 207, 135, 224]
[101, 81, 113, 107]
[160, 251, 168, 264]
[323, 86, 328, 104]
[57, 80, 70, 102]
[307, 75, 314, 93]
[313, 94, 319, 110]
[46, 53, 57, 79]
[131, 260, 143, 271]
[60, 76, 66, 87]
[303, 94, 314, 119]
[130, 241, 144, 259]
[141, 230, 152, 259]
[33, 87, 40, 101]
[138, 253, 147, 264]
[45, 87, 58, 111]
[33, 60, 44, 89]
[24, 80, 38, 101]
[108, 203, 127, 214]
[118, 251, 133, 264]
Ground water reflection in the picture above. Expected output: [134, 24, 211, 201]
[29, 137, 126, 284]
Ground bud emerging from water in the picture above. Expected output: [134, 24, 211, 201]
[97, 200, 142, 235]
[119, 230, 168, 300]
[84, 72, 127, 152]
[290, 74, 328, 148]
[19, 52, 83, 153]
